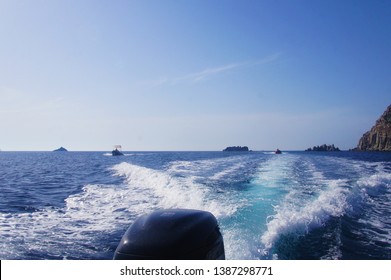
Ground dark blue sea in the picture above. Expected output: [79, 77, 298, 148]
[1, 151, 390, 260]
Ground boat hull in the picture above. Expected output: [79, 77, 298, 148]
[112, 150, 124, 156]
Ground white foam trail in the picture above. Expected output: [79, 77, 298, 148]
[356, 170, 391, 247]
[0, 159, 247, 259]
[112, 161, 255, 260]
[167, 155, 248, 181]
[256, 154, 351, 256]
[260, 179, 350, 252]
[222, 229, 254, 260]
[259, 157, 391, 258]
[112, 162, 239, 218]
[357, 171, 391, 189]
[0, 182, 146, 259]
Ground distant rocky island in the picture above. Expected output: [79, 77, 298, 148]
[223, 146, 249, 152]
[53, 147, 68, 152]
[354, 104, 391, 151]
[305, 144, 340, 152]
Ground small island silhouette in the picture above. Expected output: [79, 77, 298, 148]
[53, 147, 68, 152]
[305, 144, 340, 152]
[223, 146, 249, 152]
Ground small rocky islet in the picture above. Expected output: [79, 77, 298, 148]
[223, 146, 250, 152]
[305, 144, 340, 152]
[53, 147, 68, 152]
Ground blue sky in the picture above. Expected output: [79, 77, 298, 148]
[0, 0, 390, 151]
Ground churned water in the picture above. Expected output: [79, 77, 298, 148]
[0, 151, 390, 259]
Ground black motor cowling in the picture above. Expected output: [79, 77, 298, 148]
[113, 209, 225, 260]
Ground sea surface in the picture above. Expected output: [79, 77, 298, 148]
[0, 151, 390, 260]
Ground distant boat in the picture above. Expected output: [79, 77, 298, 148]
[275, 149, 282, 154]
[112, 145, 124, 156]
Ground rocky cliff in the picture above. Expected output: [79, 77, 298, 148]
[356, 104, 391, 151]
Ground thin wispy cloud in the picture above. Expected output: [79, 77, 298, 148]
[172, 63, 240, 85]
[143, 52, 282, 88]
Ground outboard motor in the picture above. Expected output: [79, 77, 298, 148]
[113, 209, 225, 260]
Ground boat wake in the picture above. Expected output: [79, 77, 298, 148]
[256, 156, 391, 259]
[0, 152, 390, 260]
